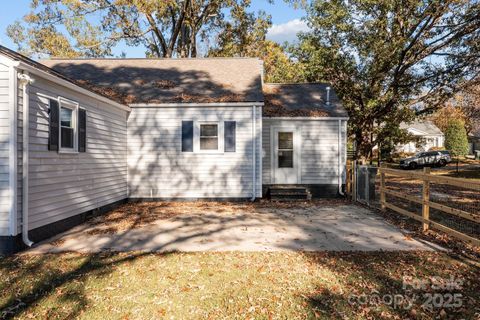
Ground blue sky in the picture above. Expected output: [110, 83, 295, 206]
[0, 0, 308, 57]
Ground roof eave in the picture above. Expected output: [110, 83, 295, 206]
[15, 60, 131, 112]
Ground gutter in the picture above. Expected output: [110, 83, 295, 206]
[338, 119, 345, 196]
[264, 117, 349, 121]
[18, 72, 34, 247]
[129, 102, 264, 108]
[251, 105, 256, 201]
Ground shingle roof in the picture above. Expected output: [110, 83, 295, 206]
[263, 83, 347, 117]
[41, 58, 263, 104]
[3, 46, 347, 118]
[400, 120, 444, 135]
[0, 45, 127, 104]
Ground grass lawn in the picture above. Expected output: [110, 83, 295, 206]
[1, 252, 478, 319]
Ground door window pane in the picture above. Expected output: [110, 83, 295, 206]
[278, 132, 293, 149]
[279, 150, 293, 168]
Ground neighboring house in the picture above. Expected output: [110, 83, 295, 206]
[468, 126, 480, 155]
[0, 45, 348, 254]
[398, 121, 444, 153]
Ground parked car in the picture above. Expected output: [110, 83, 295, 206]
[399, 151, 452, 169]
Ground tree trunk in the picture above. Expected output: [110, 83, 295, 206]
[354, 129, 363, 161]
[190, 27, 197, 57]
[179, 25, 187, 58]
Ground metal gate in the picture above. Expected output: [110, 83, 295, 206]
[351, 164, 378, 205]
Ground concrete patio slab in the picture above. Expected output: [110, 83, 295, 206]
[28, 204, 442, 253]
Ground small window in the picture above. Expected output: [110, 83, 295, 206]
[59, 99, 78, 152]
[200, 124, 218, 150]
[61, 107, 74, 149]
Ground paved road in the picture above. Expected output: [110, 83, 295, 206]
[28, 204, 442, 253]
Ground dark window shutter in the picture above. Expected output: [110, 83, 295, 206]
[181, 121, 194, 152]
[224, 121, 236, 152]
[78, 108, 87, 152]
[48, 99, 59, 151]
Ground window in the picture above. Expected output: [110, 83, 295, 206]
[182, 121, 233, 153]
[61, 107, 74, 149]
[49, 97, 86, 153]
[278, 132, 294, 168]
[58, 99, 78, 152]
[200, 123, 218, 151]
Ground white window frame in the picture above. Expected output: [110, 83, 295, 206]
[194, 121, 224, 153]
[58, 97, 79, 153]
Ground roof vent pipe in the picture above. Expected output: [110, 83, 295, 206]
[326, 87, 331, 106]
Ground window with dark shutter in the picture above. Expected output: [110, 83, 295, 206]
[60, 107, 74, 149]
[78, 108, 87, 152]
[224, 121, 236, 152]
[181, 121, 194, 152]
[48, 99, 59, 151]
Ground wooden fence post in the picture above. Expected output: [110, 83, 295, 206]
[352, 161, 357, 202]
[346, 161, 351, 197]
[422, 167, 431, 232]
[380, 164, 386, 211]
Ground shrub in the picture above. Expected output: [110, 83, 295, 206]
[444, 119, 469, 156]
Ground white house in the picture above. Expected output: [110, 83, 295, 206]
[398, 121, 444, 153]
[0, 45, 348, 254]
[468, 126, 480, 155]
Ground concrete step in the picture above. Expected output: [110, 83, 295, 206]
[268, 186, 311, 201]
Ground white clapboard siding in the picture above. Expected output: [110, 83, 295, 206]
[17, 75, 128, 232]
[262, 119, 347, 185]
[128, 106, 262, 198]
[0, 63, 10, 235]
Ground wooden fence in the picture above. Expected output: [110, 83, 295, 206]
[346, 161, 355, 201]
[379, 166, 480, 246]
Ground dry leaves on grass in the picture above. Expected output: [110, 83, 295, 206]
[2, 251, 478, 319]
[367, 204, 480, 260]
[375, 172, 480, 259]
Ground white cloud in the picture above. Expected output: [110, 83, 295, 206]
[267, 19, 309, 44]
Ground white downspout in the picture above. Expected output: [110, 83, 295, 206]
[18, 72, 34, 247]
[338, 119, 345, 196]
[251, 105, 256, 201]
